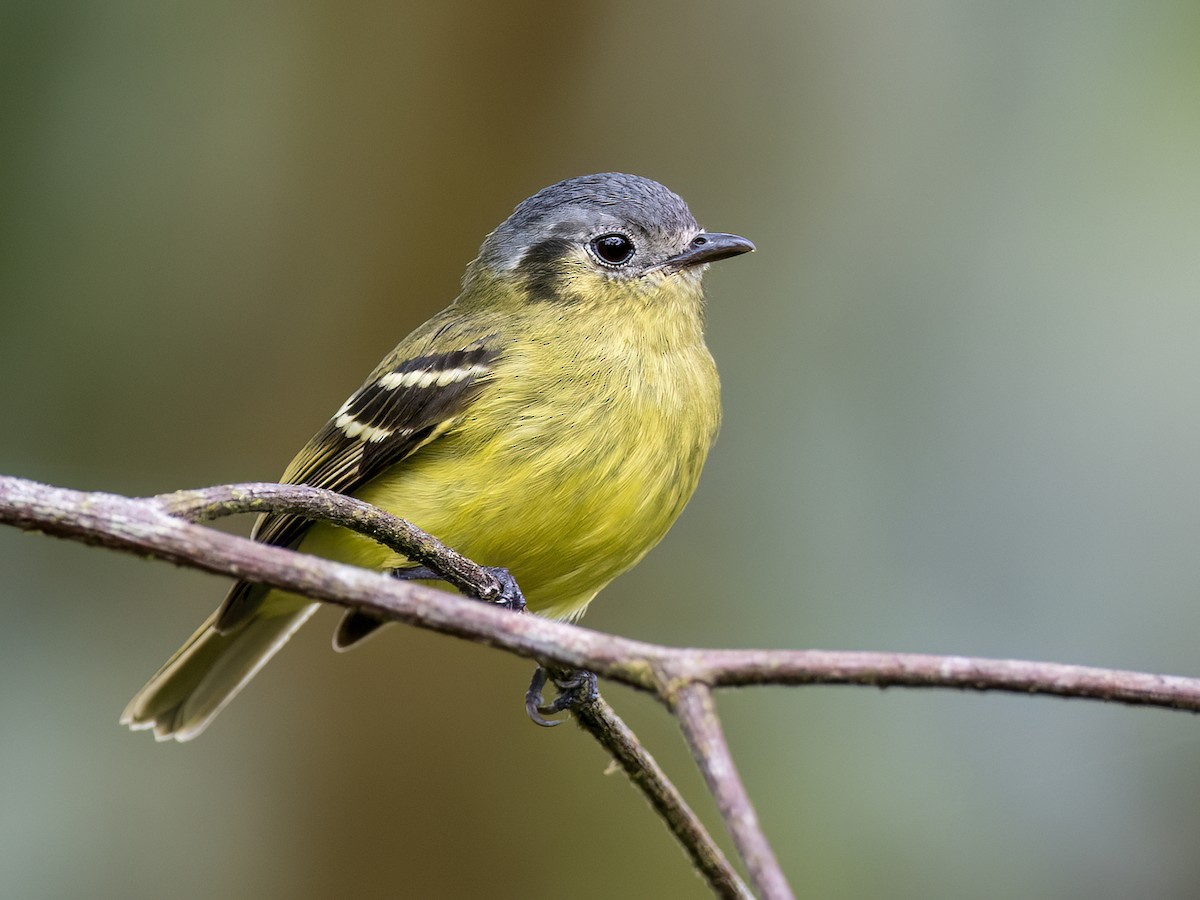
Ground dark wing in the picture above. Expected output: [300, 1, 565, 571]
[215, 342, 500, 632]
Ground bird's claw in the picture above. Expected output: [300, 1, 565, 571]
[525, 667, 560, 726]
[481, 566, 526, 612]
[524, 666, 598, 727]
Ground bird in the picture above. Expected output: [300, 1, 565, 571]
[122, 172, 754, 741]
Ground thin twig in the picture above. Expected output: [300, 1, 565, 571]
[154, 483, 503, 602]
[571, 694, 753, 900]
[674, 684, 793, 900]
[679, 649, 1200, 712]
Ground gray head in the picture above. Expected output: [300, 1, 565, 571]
[470, 173, 754, 302]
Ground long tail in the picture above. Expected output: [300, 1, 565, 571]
[121, 592, 317, 742]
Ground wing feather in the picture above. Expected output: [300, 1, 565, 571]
[215, 338, 500, 631]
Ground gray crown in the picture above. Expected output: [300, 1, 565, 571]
[477, 173, 700, 273]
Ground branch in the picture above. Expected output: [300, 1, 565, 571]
[5, 477, 1188, 715]
[5, 474, 1200, 899]
[155, 482, 504, 602]
[675, 684, 791, 900]
[571, 695, 752, 899]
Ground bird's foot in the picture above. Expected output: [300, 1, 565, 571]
[479, 566, 526, 612]
[525, 666, 599, 727]
[389, 565, 526, 613]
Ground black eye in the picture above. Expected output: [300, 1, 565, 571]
[589, 233, 635, 267]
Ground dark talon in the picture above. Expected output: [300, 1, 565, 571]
[390, 564, 526, 613]
[525, 667, 562, 727]
[482, 567, 526, 612]
[524, 666, 598, 726]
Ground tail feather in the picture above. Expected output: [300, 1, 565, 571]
[214, 579, 267, 633]
[121, 593, 318, 742]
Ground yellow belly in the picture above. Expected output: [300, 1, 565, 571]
[302, 341, 719, 620]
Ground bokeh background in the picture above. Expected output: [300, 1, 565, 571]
[4, 2, 1200, 897]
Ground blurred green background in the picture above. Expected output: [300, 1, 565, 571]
[4, 2, 1200, 898]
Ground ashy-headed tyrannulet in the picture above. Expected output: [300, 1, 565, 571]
[123, 173, 754, 741]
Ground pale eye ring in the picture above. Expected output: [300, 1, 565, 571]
[588, 233, 636, 267]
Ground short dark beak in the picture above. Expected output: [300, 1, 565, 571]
[663, 232, 756, 270]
